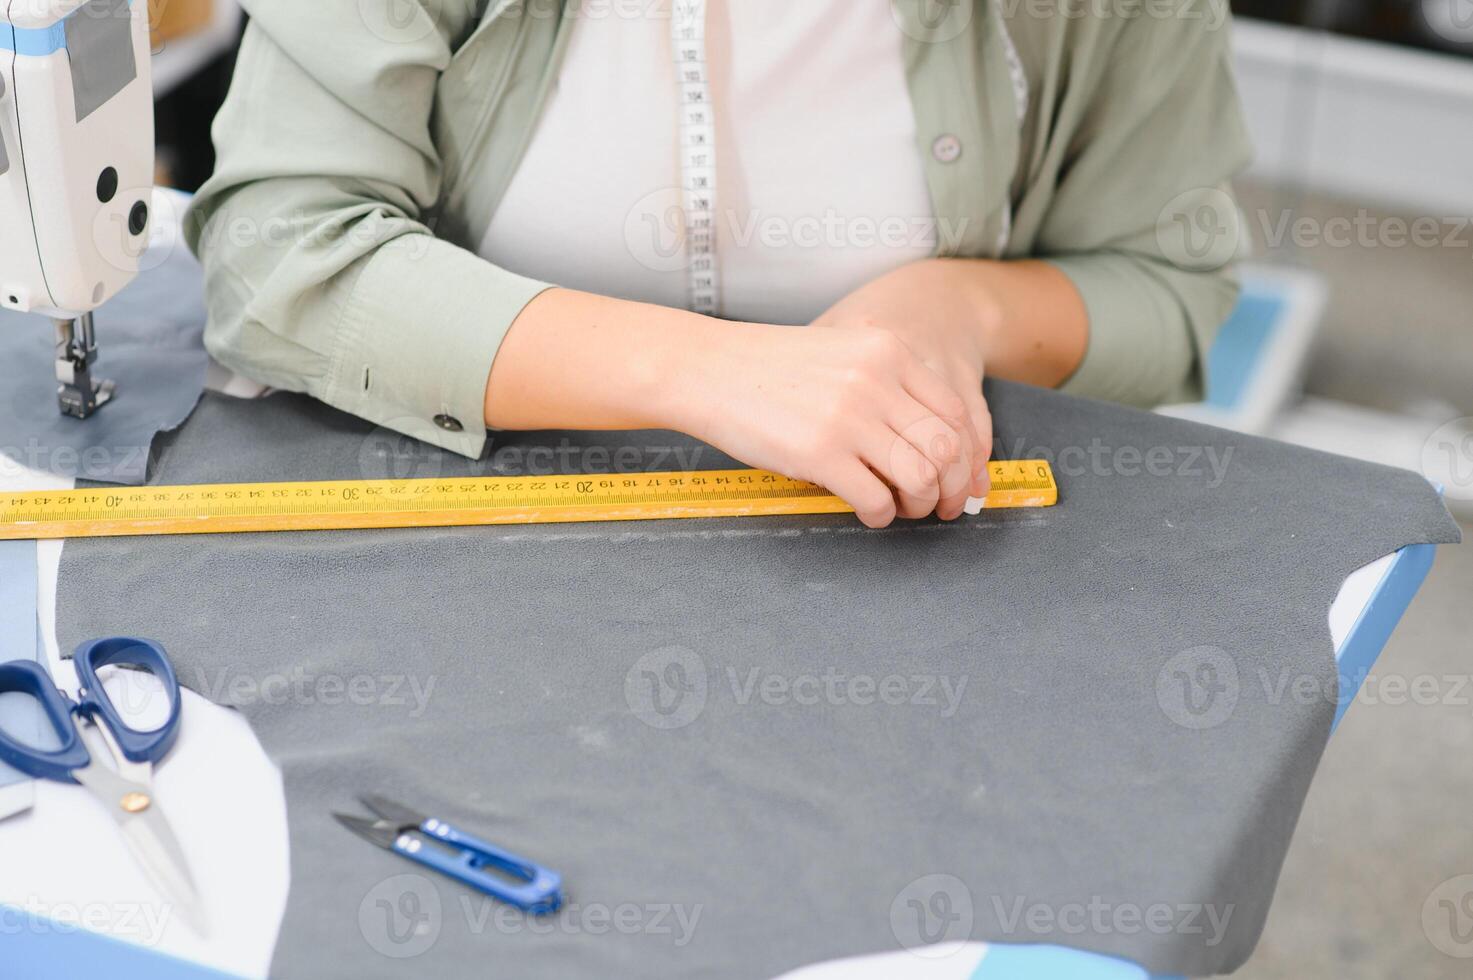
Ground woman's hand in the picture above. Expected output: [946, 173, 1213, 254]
[666, 320, 990, 528]
[811, 260, 999, 503]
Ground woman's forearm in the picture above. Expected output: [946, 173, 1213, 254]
[483, 288, 710, 432]
[932, 258, 1091, 388]
[487, 258, 1090, 437]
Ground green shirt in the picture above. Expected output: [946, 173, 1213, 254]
[188, 0, 1253, 458]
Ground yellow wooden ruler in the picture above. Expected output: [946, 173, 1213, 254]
[0, 460, 1057, 541]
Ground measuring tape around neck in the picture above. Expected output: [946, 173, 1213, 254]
[672, 0, 721, 317]
[0, 461, 1057, 541]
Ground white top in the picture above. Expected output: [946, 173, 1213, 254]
[479, 0, 940, 326]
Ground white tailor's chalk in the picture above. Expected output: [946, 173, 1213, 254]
[964, 497, 987, 516]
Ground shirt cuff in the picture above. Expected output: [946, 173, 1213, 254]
[326, 234, 552, 458]
[1046, 253, 1198, 409]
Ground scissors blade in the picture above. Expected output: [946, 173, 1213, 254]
[358, 794, 427, 829]
[334, 811, 399, 850]
[119, 809, 210, 936]
[71, 760, 210, 937]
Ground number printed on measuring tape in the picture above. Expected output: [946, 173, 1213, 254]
[672, 0, 721, 316]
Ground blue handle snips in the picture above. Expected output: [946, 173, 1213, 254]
[335, 794, 564, 915]
[0, 637, 181, 782]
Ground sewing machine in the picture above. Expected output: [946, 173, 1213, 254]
[0, 0, 154, 418]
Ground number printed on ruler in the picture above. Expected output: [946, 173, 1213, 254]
[672, 0, 720, 316]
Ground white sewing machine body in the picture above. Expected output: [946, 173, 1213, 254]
[0, 0, 153, 320]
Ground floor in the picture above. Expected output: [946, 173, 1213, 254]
[1233, 182, 1473, 979]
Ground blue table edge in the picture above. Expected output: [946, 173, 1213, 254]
[1330, 542, 1437, 731]
[0, 906, 237, 980]
[3, 543, 1441, 980]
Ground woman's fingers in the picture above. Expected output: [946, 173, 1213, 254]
[849, 406, 965, 522]
[818, 457, 899, 529]
[918, 359, 991, 500]
[900, 358, 969, 438]
[959, 379, 994, 498]
[884, 414, 974, 522]
[898, 361, 979, 517]
[871, 432, 943, 520]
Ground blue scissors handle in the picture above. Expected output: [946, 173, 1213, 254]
[398, 818, 564, 915]
[73, 637, 181, 765]
[0, 660, 89, 782]
[0, 637, 181, 784]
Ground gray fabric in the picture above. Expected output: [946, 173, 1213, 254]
[0, 231, 208, 485]
[65, 0, 137, 122]
[56, 385, 1459, 979]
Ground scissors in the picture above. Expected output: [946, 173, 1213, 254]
[0, 637, 206, 935]
[336, 794, 564, 915]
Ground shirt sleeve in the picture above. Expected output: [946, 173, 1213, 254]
[185, 2, 551, 458]
[1038, 8, 1254, 408]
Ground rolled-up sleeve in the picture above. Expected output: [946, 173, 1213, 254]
[1039, 7, 1254, 408]
[186, 2, 550, 457]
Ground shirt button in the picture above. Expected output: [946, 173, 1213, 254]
[433, 414, 463, 433]
[932, 134, 963, 164]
